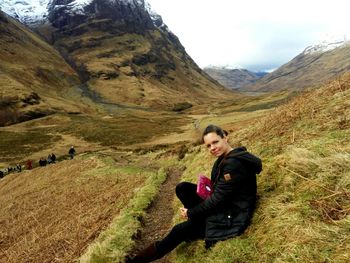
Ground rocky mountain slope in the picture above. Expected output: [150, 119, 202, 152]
[244, 37, 350, 91]
[0, 0, 236, 117]
[203, 66, 266, 90]
[0, 11, 94, 126]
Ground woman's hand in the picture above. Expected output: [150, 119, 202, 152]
[180, 207, 188, 219]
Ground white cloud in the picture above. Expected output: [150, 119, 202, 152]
[147, 0, 350, 71]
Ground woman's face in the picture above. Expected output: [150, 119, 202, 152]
[203, 132, 231, 157]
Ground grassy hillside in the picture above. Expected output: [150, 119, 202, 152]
[1, 8, 240, 127]
[246, 44, 350, 92]
[171, 73, 350, 262]
[0, 109, 191, 167]
[0, 12, 96, 126]
[0, 152, 169, 263]
[44, 18, 239, 110]
[74, 73, 349, 263]
[1, 72, 349, 262]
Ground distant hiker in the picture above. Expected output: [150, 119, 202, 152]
[26, 160, 33, 170]
[47, 154, 53, 164]
[39, 157, 47, 167]
[127, 125, 262, 262]
[51, 153, 56, 163]
[69, 146, 76, 159]
[16, 164, 22, 172]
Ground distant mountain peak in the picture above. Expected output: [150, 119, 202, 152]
[62, 0, 94, 15]
[145, 1, 164, 27]
[0, 0, 162, 26]
[204, 64, 245, 71]
[243, 34, 350, 92]
[303, 35, 350, 55]
[0, 0, 50, 24]
[204, 66, 265, 90]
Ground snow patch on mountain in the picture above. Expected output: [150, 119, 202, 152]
[0, 0, 162, 26]
[50, 0, 93, 16]
[205, 64, 245, 70]
[304, 35, 350, 55]
[68, 0, 93, 14]
[120, 0, 143, 6]
[0, 0, 49, 24]
[145, 1, 161, 23]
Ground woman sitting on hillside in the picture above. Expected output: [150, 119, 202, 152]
[127, 124, 262, 262]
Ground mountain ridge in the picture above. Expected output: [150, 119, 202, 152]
[242, 38, 350, 92]
[0, 0, 237, 124]
[0, 10, 97, 126]
[203, 66, 267, 90]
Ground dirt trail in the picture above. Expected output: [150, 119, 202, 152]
[130, 167, 183, 263]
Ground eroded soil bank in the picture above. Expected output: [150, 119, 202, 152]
[129, 167, 184, 263]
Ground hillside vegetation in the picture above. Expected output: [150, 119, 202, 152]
[246, 44, 350, 92]
[0, 141, 184, 263]
[76, 72, 350, 263]
[1, 73, 349, 263]
[0, 9, 239, 128]
[171, 73, 350, 262]
[0, 12, 92, 126]
[2, 2, 349, 262]
[50, 24, 238, 109]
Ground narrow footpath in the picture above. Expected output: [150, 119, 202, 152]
[129, 167, 184, 263]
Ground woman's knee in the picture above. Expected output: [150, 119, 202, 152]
[176, 182, 195, 195]
[176, 182, 194, 202]
[175, 182, 188, 196]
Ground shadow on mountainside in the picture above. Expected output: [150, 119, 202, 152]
[128, 167, 184, 263]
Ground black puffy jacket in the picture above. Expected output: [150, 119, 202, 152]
[187, 147, 262, 241]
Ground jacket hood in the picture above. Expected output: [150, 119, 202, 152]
[226, 147, 262, 174]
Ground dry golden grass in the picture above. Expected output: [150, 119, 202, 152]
[79, 166, 168, 263]
[171, 73, 350, 263]
[226, 73, 350, 154]
[0, 155, 150, 263]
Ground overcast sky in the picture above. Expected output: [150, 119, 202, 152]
[146, 0, 350, 72]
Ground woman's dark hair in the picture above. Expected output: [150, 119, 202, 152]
[202, 125, 228, 143]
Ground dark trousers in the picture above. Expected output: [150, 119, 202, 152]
[155, 182, 206, 258]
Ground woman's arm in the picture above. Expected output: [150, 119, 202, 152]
[187, 159, 244, 219]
